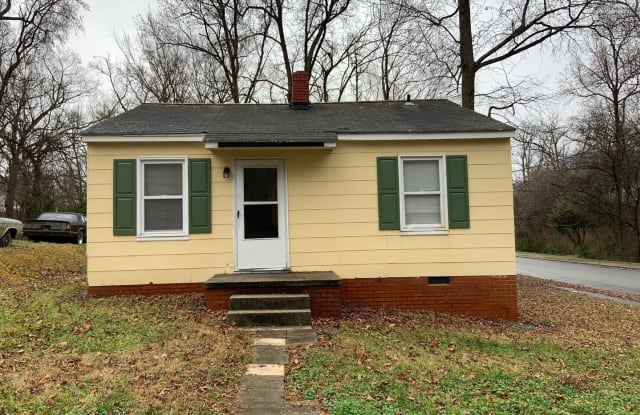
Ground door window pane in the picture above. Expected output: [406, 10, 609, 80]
[403, 160, 439, 192]
[405, 195, 441, 225]
[144, 199, 183, 231]
[244, 168, 277, 202]
[244, 204, 278, 239]
[145, 164, 183, 196]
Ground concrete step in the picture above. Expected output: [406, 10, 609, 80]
[227, 309, 312, 327]
[229, 294, 310, 311]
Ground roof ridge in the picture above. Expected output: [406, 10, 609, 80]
[138, 98, 454, 107]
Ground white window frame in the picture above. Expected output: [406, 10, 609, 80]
[137, 157, 188, 240]
[398, 154, 448, 234]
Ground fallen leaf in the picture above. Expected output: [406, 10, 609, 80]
[38, 374, 52, 384]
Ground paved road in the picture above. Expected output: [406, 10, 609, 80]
[516, 257, 640, 296]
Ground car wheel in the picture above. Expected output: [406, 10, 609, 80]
[76, 230, 84, 245]
[0, 232, 12, 247]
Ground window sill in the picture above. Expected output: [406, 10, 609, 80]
[136, 233, 189, 242]
[400, 229, 449, 236]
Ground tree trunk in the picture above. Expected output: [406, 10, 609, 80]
[272, 0, 292, 102]
[458, 0, 475, 110]
[3, 157, 18, 217]
[635, 218, 640, 261]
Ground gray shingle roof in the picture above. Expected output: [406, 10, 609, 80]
[83, 100, 515, 143]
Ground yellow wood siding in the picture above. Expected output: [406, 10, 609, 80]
[86, 139, 515, 286]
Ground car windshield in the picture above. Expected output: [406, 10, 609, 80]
[37, 213, 78, 222]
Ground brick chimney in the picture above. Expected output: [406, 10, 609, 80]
[291, 71, 310, 108]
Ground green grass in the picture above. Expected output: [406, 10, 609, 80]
[4, 241, 640, 414]
[0, 241, 252, 414]
[287, 278, 640, 414]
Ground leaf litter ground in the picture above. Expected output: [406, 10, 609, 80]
[287, 276, 640, 414]
[0, 241, 252, 414]
[3, 241, 639, 414]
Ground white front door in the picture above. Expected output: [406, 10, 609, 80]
[235, 159, 288, 271]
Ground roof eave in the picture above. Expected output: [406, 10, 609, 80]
[205, 141, 336, 150]
[82, 134, 206, 143]
[337, 130, 516, 141]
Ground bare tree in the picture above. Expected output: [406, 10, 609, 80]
[567, 1, 640, 258]
[0, 0, 86, 113]
[403, 0, 596, 110]
[513, 112, 572, 182]
[49, 109, 87, 212]
[90, 55, 137, 113]
[0, 0, 88, 217]
[117, 13, 194, 104]
[256, 0, 352, 102]
[154, 0, 271, 103]
[1, 49, 90, 217]
[314, 14, 373, 102]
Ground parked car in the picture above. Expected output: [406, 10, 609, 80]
[0, 217, 23, 247]
[23, 212, 87, 244]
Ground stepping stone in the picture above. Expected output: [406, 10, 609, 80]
[286, 329, 317, 345]
[254, 345, 288, 365]
[256, 338, 287, 346]
[246, 364, 285, 376]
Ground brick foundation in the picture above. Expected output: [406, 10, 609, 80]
[340, 276, 518, 321]
[206, 285, 341, 318]
[88, 275, 518, 321]
[87, 283, 204, 296]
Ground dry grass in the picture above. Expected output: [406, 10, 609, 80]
[4, 240, 640, 414]
[288, 276, 640, 414]
[0, 241, 252, 414]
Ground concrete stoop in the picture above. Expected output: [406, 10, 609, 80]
[228, 294, 312, 327]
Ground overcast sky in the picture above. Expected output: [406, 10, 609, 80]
[68, 0, 155, 64]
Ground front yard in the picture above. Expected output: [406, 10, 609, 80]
[287, 278, 640, 414]
[2, 241, 639, 414]
[0, 241, 251, 414]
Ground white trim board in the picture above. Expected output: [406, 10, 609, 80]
[205, 142, 336, 149]
[83, 134, 205, 143]
[337, 131, 515, 141]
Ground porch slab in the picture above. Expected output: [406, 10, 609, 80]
[204, 271, 341, 289]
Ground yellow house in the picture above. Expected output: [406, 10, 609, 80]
[83, 73, 518, 321]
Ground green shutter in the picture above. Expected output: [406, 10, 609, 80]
[189, 158, 211, 233]
[113, 160, 136, 235]
[446, 155, 470, 229]
[377, 157, 400, 230]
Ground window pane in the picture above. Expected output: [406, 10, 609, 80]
[405, 195, 441, 225]
[145, 164, 182, 196]
[244, 204, 278, 239]
[403, 160, 439, 192]
[244, 168, 277, 202]
[144, 199, 183, 231]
